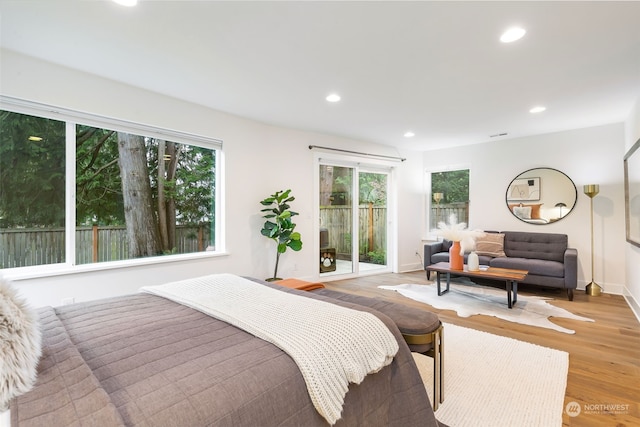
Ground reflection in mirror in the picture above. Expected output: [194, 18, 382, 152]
[506, 168, 577, 225]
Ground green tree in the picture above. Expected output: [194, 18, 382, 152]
[2, 110, 215, 259]
[147, 139, 215, 251]
[76, 126, 124, 225]
[117, 132, 162, 257]
[431, 170, 469, 203]
[358, 172, 386, 205]
[0, 111, 65, 227]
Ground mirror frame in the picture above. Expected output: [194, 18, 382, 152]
[506, 167, 577, 225]
[624, 138, 640, 248]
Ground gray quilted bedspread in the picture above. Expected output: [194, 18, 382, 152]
[11, 284, 438, 427]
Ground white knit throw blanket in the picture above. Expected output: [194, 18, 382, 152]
[140, 274, 398, 425]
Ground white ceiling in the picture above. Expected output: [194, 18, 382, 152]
[1, 0, 640, 151]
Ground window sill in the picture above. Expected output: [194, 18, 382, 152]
[2, 250, 229, 282]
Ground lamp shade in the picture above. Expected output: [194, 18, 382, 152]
[583, 184, 599, 198]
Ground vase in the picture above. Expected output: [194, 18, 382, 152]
[468, 251, 480, 271]
[449, 241, 463, 270]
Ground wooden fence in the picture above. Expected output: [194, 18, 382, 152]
[319, 203, 469, 259]
[430, 202, 469, 230]
[319, 205, 387, 259]
[0, 224, 211, 269]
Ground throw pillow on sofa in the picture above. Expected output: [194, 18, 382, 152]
[475, 233, 506, 257]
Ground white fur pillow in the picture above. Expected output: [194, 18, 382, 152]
[0, 277, 42, 410]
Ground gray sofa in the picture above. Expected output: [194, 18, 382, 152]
[423, 230, 578, 300]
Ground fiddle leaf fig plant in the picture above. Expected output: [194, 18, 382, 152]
[260, 189, 303, 281]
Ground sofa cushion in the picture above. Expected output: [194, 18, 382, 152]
[490, 257, 565, 278]
[475, 233, 506, 257]
[431, 252, 451, 263]
[503, 231, 567, 262]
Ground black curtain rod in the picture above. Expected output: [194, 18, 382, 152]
[308, 145, 406, 162]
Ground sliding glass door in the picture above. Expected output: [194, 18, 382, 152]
[319, 162, 390, 277]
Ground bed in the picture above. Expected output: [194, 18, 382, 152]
[6, 275, 440, 427]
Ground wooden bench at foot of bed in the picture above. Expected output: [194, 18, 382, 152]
[273, 278, 445, 410]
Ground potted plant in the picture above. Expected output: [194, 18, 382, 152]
[260, 189, 303, 281]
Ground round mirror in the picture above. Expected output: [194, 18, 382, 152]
[506, 167, 577, 224]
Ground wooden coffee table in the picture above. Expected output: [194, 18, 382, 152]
[426, 262, 528, 309]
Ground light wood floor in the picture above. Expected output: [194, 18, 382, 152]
[324, 271, 640, 427]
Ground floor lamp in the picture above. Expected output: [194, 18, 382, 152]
[433, 192, 443, 225]
[584, 184, 602, 296]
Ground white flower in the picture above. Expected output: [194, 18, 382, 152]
[434, 214, 485, 254]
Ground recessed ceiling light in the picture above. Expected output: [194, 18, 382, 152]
[529, 106, 546, 113]
[326, 93, 341, 103]
[112, 0, 137, 6]
[500, 27, 526, 43]
[404, 131, 415, 138]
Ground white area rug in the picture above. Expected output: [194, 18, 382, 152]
[414, 323, 569, 427]
[380, 282, 594, 334]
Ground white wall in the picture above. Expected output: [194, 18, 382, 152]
[1, 49, 635, 312]
[423, 123, 628, 294]
[0, 49, 425, 307]
[624, 96, 640, 319]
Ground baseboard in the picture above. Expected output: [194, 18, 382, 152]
[602, 283, 626, 295]
[575, 281, 638, 323]
[399, 262, 424, 273]
[577, 281, 625, 296]
[623, 291, 640, 324]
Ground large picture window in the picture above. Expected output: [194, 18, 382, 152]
[0, 104, 221, 270]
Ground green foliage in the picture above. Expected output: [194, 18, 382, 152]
[76, 125, 124, 225]
[147, 140, 215, 226]
[331, 169, 387, 205]
[1, 111, 215, 230]
[358, 172, 387, 205]
[431, 169, 469, 203]
[0, 111, 66, 227]
[367, 248, 386, 265]
[260, 189, 303, 280]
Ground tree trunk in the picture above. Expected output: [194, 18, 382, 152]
[117, 133, 161, 257]
[156, 140, 169, 251]
[156, 140, 180, 252]
[165, 142, 180, 250]
[320, 165, 334, 206]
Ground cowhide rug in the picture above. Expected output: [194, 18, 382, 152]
[379, 280, 594, 334]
